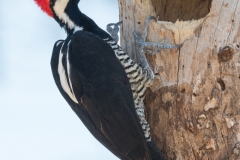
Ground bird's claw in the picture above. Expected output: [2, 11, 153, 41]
[132, 15, 182, 74]
[141, 16, 157, 40]
[133, 16, 181, 55]
[106, 21, 123, 43]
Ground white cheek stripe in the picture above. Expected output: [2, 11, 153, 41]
[58, 43, 79, 103]
[60, 13, 76, 29]
[53, 0, 76, 29]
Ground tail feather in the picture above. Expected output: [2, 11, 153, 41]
[148, 141, 166, 160]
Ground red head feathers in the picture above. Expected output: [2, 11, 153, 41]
[34, 0, 54, 17]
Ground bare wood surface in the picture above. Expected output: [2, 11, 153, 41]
[118, 0, 240, 159]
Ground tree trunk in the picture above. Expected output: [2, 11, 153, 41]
[118, 0, 240, 159]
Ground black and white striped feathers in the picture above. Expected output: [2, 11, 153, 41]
[51, 31, 155, 160]
[104, 38, 153, 141]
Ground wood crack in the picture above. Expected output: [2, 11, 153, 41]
[226, 0, 239, 44]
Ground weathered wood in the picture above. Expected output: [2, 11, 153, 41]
[118, 0, 240, 159]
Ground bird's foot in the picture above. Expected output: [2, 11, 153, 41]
[133, 16, 181, 55]
[106, 21, 123, 43]
[132, 16, 181, 79]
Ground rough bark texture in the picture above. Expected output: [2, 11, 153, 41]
[118, 0, 240, 159]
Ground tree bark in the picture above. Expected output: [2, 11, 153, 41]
[118, 0, 240, 159]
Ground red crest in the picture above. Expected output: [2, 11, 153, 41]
[34, 0, 53, 17]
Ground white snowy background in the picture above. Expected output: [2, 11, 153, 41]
[0, 0, 119, 159]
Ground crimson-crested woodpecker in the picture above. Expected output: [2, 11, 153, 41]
[34, 0, 180, 159]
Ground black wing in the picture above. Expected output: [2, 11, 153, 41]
[51, 31, 152, 160]
[50, 40, 125, 159]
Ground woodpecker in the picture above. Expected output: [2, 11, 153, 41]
[35, 0, 181, 159]
[105, 19, 181, 143]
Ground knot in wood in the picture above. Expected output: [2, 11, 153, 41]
[218, 45, 234, 62]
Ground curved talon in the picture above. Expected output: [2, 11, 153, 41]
[106, 23, 116, 33]
[106, 21, 123, 43]
[141, 16, 157, 40]
[114, 21, 123, 28]
[107, 21, 123, 32]
[146, 16, 157, 22]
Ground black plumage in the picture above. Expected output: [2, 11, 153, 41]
[51, 31, 153, 160]
[35, 0, 165, 159]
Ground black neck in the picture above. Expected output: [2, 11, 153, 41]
[53, 2, 112, 40]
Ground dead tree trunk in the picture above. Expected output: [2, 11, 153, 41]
[118, 0, 240, 159]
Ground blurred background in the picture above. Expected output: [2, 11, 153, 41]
[0, 0, 119, 159]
